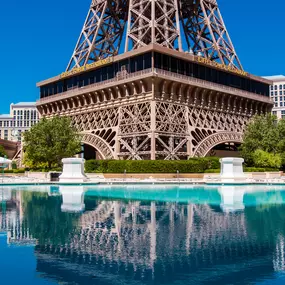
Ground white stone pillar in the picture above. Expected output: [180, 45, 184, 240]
[59, 158, 88, 183]
[220, 157, 245, 182]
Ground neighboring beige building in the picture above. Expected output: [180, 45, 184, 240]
[0, 102, 39, 142]
[263, 75, 285, 119]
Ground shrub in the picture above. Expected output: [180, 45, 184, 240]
[252, 150, 282, 169]
[85, 157, 220, 173]
[244, 167, 279, 172]
[204, 169, 220, 173]
[3, 169, 25, 174]
[0, 145, 7, 158]
[12, 169, 25, 174]
[85, 160, 101, 173]
[204, 167, 279, 173]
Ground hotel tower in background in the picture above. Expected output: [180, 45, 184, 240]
[263, 75, 285, 119]
[0, 102, 39, 142]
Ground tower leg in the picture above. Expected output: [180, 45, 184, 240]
[151, 100, 156, 160]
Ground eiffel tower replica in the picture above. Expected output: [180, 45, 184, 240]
[37, 0, 272, 160]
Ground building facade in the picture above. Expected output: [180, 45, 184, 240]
[263, 75, 285, 119]
[0, 102, 39, 142]
[36, 0, 273, 160]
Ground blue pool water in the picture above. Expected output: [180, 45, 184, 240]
[2, 184, 285, 284]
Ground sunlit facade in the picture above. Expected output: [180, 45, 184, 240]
[0, 102, 39, 142]
[263, 75, 285, 119]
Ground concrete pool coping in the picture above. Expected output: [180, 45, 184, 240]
[2, 179, 285, 186]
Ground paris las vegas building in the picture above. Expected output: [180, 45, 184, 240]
[36, 0, 273, 160]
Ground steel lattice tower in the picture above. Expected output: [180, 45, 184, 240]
[67, 0, 242, 71]
[37, 0, 272, 160]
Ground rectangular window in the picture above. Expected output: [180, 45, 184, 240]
[280, 91, 283, 95]
[18, 130, 22, 142]
[275, 103, 278, 107]
[281, 102, 283, 107]
[273, 111, 277, 115]
[4, 129, 8, 140]
[275, 97, 278, 102]
[275, 91, 278, 95]
[282, 110, 285, 115]
[280, 85, 283, 89]
[275, 85, 278, 90]
[280, 97, 283, 101]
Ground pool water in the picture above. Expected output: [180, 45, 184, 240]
[2, 184, 285, 284]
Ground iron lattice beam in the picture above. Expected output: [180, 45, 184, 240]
[125, 0, 182, 51]
[180, 0, 242, 69]
[67, 0, 128, 71]
[67, 0, 242, 71]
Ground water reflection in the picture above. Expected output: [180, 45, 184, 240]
[1, 185, 285, 284]
[218, 185, 245, 212]
[59, 186, 86, 213]
[0, 188, 12, 202]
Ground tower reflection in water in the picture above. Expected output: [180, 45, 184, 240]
[1, 185, 285, 284]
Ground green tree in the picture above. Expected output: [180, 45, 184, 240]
[0, 145, 7, 157]
[241, 114, 283, 167]
[23, 116, 81, 169]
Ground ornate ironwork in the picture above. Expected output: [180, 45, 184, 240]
[82, 133, 115, 159]
[193, 132, 243, 157]
[38, 73, 271, 159]
[67, 0, 242, 71]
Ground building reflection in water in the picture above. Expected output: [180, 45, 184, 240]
[0, 185, 285, 284]
[0, 188, 36, 246]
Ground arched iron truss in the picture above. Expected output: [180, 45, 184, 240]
[81, 133, 115, 159]
[193, 131, 243, 157]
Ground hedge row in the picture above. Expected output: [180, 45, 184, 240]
[85, 158, 220, 173]
[204, 167, 279, 173]
[3, 169, 25, 174]
[244, 167, 279, 173]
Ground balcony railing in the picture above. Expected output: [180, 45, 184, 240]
[37, 68, 153, 104]
[37, 68, 272, 105]
[154, 69, 272, 104]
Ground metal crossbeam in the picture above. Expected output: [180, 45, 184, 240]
[67, 0, 127, 70]
[180, 0, 242, 69]
[67, 0, 242, 71]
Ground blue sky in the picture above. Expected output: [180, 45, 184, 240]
[0, 0, 283, 114]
